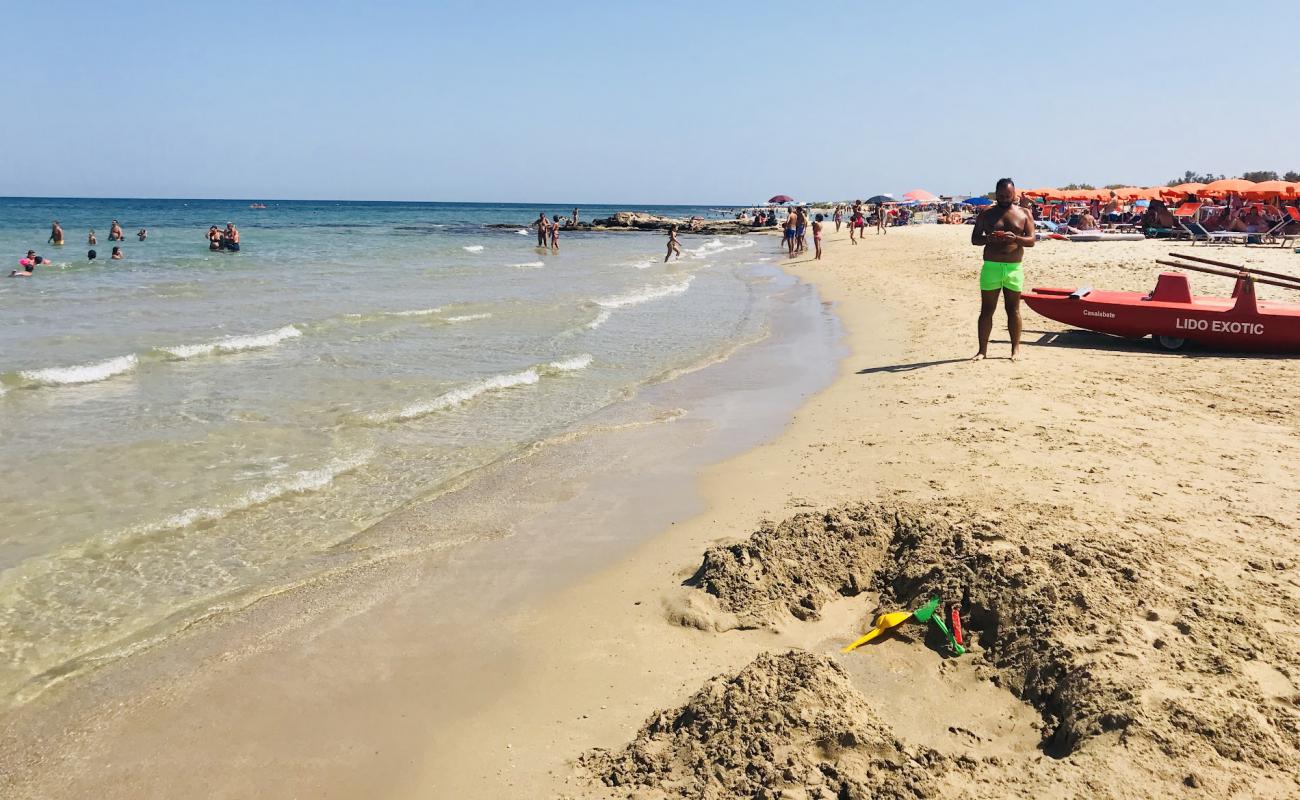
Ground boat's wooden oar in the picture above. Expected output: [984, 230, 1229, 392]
[1156, 259, 1300, 292]
[1169, 252, 1300, 286]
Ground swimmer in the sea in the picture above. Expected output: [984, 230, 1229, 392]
[10, 250, 41, 277]
[88, 229, 97, 245]
[109, 220, 124, 241]
[49, 220, 64, 245]
[111, 246, 123, 260]
[137, 228, 147, 241]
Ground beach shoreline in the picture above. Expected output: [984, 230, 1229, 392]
[4, 225, 1298, 799]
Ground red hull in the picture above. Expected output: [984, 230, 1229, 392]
[1023, 272, 1300, 352]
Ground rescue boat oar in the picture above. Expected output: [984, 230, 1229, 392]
[1168, 252, 1300, 288]
[1156, 260, 1300, 293]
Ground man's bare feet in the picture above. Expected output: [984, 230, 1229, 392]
[1010, 349, 1022, 362]
[970, 352, 986, 361]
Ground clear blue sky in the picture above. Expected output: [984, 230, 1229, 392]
[4, 1, 1297, 203]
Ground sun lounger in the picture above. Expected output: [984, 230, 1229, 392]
[1271, 207, 1300, 248]
[1182, 221, 1253, 246]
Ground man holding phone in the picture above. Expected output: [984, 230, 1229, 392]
[971, 177, 1035, 361]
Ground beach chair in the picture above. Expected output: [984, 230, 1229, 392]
[1171, 203, 1203, 242]
[1270, 206, 1300, 248]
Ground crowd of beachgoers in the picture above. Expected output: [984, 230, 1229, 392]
[10, 218, 240, 277]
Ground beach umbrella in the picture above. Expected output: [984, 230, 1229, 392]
[963, 197, 993, 206]
[1135, 187, 1167, 200]
[865, 194, 895, 204]
[1106, 187, 1144, 200]
[1198, 179, 1256, 197]
[1161, 183, 1206, 198]
[903, 188, 938, 202]
[768, 194, 794, 204]
[1242, 180, 1299, 198]
[1020, 188, 1054, 198]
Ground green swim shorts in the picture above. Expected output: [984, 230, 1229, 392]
[980, 260, 1024, 292]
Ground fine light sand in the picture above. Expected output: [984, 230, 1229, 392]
[3, 225, 1298, 798]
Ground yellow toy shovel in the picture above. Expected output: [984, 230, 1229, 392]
[841, 609, 914, 653]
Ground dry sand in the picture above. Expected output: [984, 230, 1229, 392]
[3, 225, 1298, 798]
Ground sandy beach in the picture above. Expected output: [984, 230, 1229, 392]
[4, 224, 1298, 799]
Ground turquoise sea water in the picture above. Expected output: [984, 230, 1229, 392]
[0, 198, 787, 707]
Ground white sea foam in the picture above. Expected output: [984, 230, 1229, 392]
[159, 325, 301, 359]
[139, 452, 370, 534]
[585, 309, 613, 330]
[446, 313, 493, 323]
[688, 237, 756, 259]
[631, 258, 656, 269]
[516, 229, 530, 235]
[596, 276, 694, 309]
[463, 245, 485, 253]
[19, 354, 138, 386]
[545, 354, 593, 372]
[374, 369, 540, 423]
[511, 261, 545, 269]
[388, 307, 442, 317]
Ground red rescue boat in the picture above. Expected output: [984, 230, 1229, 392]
[1023, 252, 1300, 352]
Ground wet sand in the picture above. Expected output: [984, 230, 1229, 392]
[5, 225, 1299, 798]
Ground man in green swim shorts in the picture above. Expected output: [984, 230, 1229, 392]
[971, 177, 1035, 361]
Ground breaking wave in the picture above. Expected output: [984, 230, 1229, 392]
[16, 354, 139, 387]
[158, 325, 302, 360]
[462, 245, 485, 253]
[446, 313, 493, 323]
[595, 276, 694, 309]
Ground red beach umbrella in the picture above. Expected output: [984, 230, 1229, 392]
[903, 189, 939, 202]
[768, 195, 794, 204]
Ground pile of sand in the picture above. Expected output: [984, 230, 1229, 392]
[680, 503, 903, 629]
[659, 500, 1299, 791]
[578, 650, 946, 800]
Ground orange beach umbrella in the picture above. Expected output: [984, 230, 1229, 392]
[1198, 179, 1257, 197]
[1162, 182, 1206, 198]
[1242, 180, 1299, 198]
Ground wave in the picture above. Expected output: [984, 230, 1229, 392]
[462, 245, 485, 253]
[516, 229, 530, 235]
[511, 261, 545, 269]
[544, 354, 593, 373]
[688, 237, 756, 259]
[17, 354, 138, 387]
[446, 313, 492, 323]
[386, 308, 442, 318]
[595, 276, 694, 309]
[131, 453, 371, 536]
[158, 325, 301, 360]
[372, 369, 541, 423]
[585, 309, 613, 330]
[630, 258, 657, 269]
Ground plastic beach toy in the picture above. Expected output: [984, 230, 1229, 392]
[841, 610, 913, 653]
[19, 259, 31, 267]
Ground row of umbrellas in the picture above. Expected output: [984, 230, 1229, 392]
[1021, 179, 1300, 202]
[769, 180, 1299, 208]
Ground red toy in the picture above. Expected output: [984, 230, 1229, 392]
[1023, 252, 1300, 352]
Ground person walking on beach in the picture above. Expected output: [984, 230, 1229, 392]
[812, 213, 824, 260]
[876, 203, 887, 235]
[971, 177, 1034, 362]
[833, 205, 843, 232]
[665, 226, 682, 262]
[550, 215, 562, 250]
[49, 221, 64, 245]
[109, 220, 124, 241]
[534, 212, 550, 247]
[782, 211, 797, 257]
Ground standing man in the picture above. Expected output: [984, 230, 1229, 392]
[534, 212, 550, 247]
[572, 207, 579, 226]
[49, 220, 64, 245]
[971, 178, 1034, 362]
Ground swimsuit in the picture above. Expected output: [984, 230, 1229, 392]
[795, 226, 805, 238]
[980, 260, 1024, 292]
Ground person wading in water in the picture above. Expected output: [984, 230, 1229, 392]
[970, 177, 1035, 362]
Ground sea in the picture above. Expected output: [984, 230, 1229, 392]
[0, 197, 829, 709]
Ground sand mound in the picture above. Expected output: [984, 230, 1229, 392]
[579, 650, 946, 799]
[676, 500, 1300, 774]
[681, 503, 903, 629]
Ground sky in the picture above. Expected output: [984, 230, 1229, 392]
[4, 0, 1298, 204]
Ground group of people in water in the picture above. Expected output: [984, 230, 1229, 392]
[531, 208, 580, 250]
[12, 218, 244, 277]
[207, 223, 241, 251]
